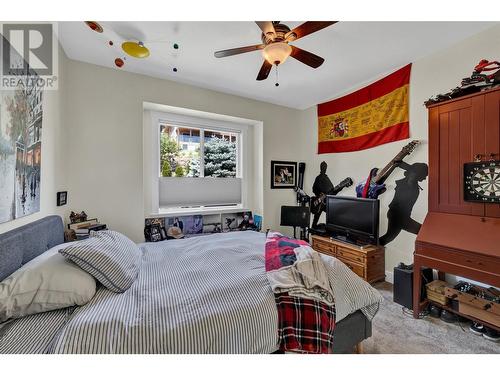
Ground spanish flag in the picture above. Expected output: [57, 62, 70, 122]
[317, 64, 411, 153]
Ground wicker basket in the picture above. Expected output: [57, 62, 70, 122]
[426, 280, 451, 305]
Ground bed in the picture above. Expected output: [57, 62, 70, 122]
[0, 215, 378, 354]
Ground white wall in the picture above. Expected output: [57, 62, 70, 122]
[63, 59, 304, 242]
[297, 24, 500, 278]
[0, 44, 68, 234]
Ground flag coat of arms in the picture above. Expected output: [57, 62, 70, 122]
[317, 64, 411, 153]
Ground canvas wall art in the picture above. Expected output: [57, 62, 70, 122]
[0, 37, 43, 223]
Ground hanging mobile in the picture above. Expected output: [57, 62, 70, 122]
[115, 56, 125, 68]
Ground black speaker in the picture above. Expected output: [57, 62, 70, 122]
[280, 206, 310, 228]
[393, 264, 433, 310]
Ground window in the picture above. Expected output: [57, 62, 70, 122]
[146, 109, 249, 212]
[159, 124, 239, 179]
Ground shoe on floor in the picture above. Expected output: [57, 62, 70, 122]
[440, 310, 458, 323]
[470, 322, 485, 335]
[483, 327, 500, 342]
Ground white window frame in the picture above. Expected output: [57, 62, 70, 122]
[148, 110, 250, 215]
[158, 120, 242, 179]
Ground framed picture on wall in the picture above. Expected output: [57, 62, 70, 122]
[56, 191, 68, 206]
[271, 160, 297, 189]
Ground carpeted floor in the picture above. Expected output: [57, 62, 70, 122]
[363, 282, 500, 354]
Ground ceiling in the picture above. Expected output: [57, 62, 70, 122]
[58, 21, 496, 109]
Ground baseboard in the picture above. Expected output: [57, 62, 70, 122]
[385, 270, 394, 284]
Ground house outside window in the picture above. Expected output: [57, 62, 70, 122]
[159, 124, 239, 179]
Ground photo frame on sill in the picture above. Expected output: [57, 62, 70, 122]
[271, 160, 297, 189]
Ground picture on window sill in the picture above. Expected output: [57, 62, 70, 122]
[237, 211, 257, 231]
[165, 215, 203, 239]
[222, 211, 258, 232]
[222, 213, 238, 232]
[202, 214, 223, 234]
[253, 214, 262, 232]
[271, 160, 297, 189]
[144, 217, 167, 242]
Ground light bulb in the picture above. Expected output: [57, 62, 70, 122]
[262, 42, 292, 65]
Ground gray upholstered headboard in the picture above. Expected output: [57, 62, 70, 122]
[0, 215, 64, 280]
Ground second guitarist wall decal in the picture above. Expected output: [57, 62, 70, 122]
[354, 140, 425, 245]
[379, 161, 428, 246]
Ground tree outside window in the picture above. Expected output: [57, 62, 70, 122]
[160, 124, 237, 178]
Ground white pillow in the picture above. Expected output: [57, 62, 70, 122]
[59, 231, 140, 293]
[0, 243, 97, 323]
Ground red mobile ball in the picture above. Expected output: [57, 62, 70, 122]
[115, 58, 124, 68]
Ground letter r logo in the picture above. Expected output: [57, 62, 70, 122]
[2, 23, 53, 76]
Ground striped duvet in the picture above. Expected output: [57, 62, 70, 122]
[0, 231, 382, 354]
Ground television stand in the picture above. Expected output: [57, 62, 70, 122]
[311, 235, 385, 284]
[330, 234, 371, 247]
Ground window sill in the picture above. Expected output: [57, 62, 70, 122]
[148, 205, 248, 218]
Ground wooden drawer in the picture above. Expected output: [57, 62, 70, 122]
[336, 247, 364, 263]
[417, 245, 500, 276]
[311, 235, 384, 284]
[312, 240, 335, 256]
[337, 256, 365, 279]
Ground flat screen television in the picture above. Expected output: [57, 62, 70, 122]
[325, 196, 380, 245]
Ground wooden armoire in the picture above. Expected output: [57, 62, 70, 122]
[428, 87, 500, 217]
[413, 87, 500, 321]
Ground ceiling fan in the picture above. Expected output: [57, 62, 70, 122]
[214, 21, 337, 81]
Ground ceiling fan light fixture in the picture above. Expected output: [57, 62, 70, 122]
[262, 42, 292, 65]
[122, 41, 150, 58]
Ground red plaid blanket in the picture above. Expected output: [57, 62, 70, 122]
[265, 232, 336, 353]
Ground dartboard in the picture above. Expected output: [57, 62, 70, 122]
[464, 160, 500, 203]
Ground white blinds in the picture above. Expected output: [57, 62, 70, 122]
[159, 177, 242, 208]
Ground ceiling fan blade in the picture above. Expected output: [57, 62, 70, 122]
[290, 46, 325, 68]
[256, 60, 273, 81]
[255, 21, 276, 38]
[286, 21, 337, 41]
[214, 44, 265, 58]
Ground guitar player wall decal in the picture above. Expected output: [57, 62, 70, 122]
[379, 161, 428, 245]
[310, 161, 353, 228]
